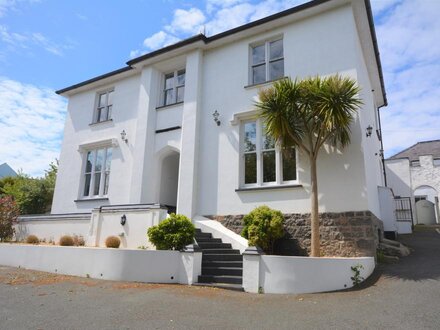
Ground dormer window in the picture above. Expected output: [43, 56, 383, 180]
[95, 89, 113, 123]
[163, 69, 185, 106]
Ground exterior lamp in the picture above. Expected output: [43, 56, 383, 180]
[366, 125, 373, 138]
[120, 130, 128, 143]
[120, 214, 127, 226]
[212, 110, 221, 126]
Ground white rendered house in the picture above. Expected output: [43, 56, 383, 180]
[19, 0, 388, 257]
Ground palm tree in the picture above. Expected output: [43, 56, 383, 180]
[255, 75, 362, 257]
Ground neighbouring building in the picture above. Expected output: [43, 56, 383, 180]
[0, 163, 17, 179]
[385, 140, 440, 230]
[17, 0, 388, 258]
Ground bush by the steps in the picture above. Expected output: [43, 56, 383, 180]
[147, 214, 195, 250]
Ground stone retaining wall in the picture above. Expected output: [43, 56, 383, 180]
[207, 211, 383, 257]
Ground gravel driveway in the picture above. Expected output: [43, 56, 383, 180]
[0, 229, 439, 330]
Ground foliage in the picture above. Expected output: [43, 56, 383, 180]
[376, 250, 385, 264]
[147, 213, 195, 250]
[26, 235, 39, 244]
[105, 236, 121, 248]
[256, 75, 362, 257]
[59, 235, 74, 246]
[350, 264, 364, 286]
[241, 206, 284, 254]
[0, 196, 19, 242]
[0, 162, 58, 215]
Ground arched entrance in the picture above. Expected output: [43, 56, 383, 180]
[414, 185, 439, 224]
[158, 150, 180, 213]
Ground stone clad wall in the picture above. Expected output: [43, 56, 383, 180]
[208, 211, 383, 257]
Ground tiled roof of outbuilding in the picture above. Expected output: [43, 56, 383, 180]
[389, 140, 440, 161]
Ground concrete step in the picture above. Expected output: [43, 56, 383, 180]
[202, 261, 243, 268]
[202, 254, 243, 262]
[202, 267, 243, 276]
[195, 233, 213, 239]
[198, 275, 242, 285]
[196, 238, 222, 243]
[192, 282, 244, 292]
[198, 242, 232, 249]
[202, 249, 240, 255]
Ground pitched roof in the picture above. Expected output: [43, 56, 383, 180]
[389, 140, 440, 161]
[0, 163, 17, 178]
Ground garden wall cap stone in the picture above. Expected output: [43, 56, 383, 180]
[243, 246, 265, 255]
[181, 243, 202, 253]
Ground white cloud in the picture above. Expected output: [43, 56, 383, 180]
[373, 0, 440, 156]
[0, 0, 39, 17]
[0, 24, 73, 56]
[142, 31, 180, 51]
[0, 77, 66, 177]
[165, 8, 206, 35]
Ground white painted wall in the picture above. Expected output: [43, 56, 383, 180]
[0, 244, 202, 285]
[15, 215, 90, 243]
[385, 159, 412, 198]
[378, 186, 397, 233]
[251, 255, 375, 294]
[88, 207, 168, 249]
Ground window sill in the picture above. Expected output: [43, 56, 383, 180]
[89, 119, 113, 127]
[74, 197, 109, 202]
[235, 184, 302, 192]
[156, 101, 184, 110]
[244, 77, 287, 90]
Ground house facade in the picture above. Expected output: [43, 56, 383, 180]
[22, 0, 387, 256]
[385, 140, 440, 229]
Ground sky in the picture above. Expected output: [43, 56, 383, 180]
[0, 0, 439, 177]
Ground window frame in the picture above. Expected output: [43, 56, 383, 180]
[162, 69, 186, 107]
[81, 147, 113, 199]
[240, 117, 298, 188]
[249, 36, 284, 85]
[94, 89, 114, 124]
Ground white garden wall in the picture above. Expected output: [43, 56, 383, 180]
[243, 251, 375, 294]
[0, 244, 201, 285]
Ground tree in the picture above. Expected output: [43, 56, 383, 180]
[0, 161, 58, 215]
[0, 196, 19, 242]
[147, 214, 195, 250]
[255, 75, 362, 257]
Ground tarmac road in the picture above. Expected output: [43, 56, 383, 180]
[0, 229, 439, 330]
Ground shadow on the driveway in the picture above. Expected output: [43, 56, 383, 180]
[379, 230, 440, 282]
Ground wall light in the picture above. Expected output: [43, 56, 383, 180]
[366, 125, 373, 138]
[212, 110, 221, 126]
[120, 214, 127, 226]
[120, 130, 128, 143]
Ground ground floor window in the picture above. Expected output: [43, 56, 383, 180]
[242, 118, 297, 187]
[83, 147, 112, 197]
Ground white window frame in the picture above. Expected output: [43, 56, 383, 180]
[81, 147, 112, 198]
[162, 69, 185, 106]
[240, 118, 298, 188]
[249, 37, 284, 85]
[94, 89, 114, 123]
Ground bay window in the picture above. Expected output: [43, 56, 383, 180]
[242, 119, 296, 187]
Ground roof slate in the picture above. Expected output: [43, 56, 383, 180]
[389, 140, 440, 161]
[0, 163, 17, 178]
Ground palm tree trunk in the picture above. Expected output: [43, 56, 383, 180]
[310, 156, 320, 257]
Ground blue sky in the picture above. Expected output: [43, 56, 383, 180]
[0, 0, 439, 176]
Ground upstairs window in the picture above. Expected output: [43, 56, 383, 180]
[251, 38, 284, 85]
[242, 118, 296, 187]
[410, 160, 420, 167]
[83, 147, 112, 197]
[433, 158, 440, 166]
[163, 69, 185, 106]
[95, 90, 113, 123]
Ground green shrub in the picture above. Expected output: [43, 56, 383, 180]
[147, 214, 195, 250]
[241, 205, 285, 254]
[26, 235, 39, 244]
[59, 235, 74, 246]
[0, 196, 19, 242]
